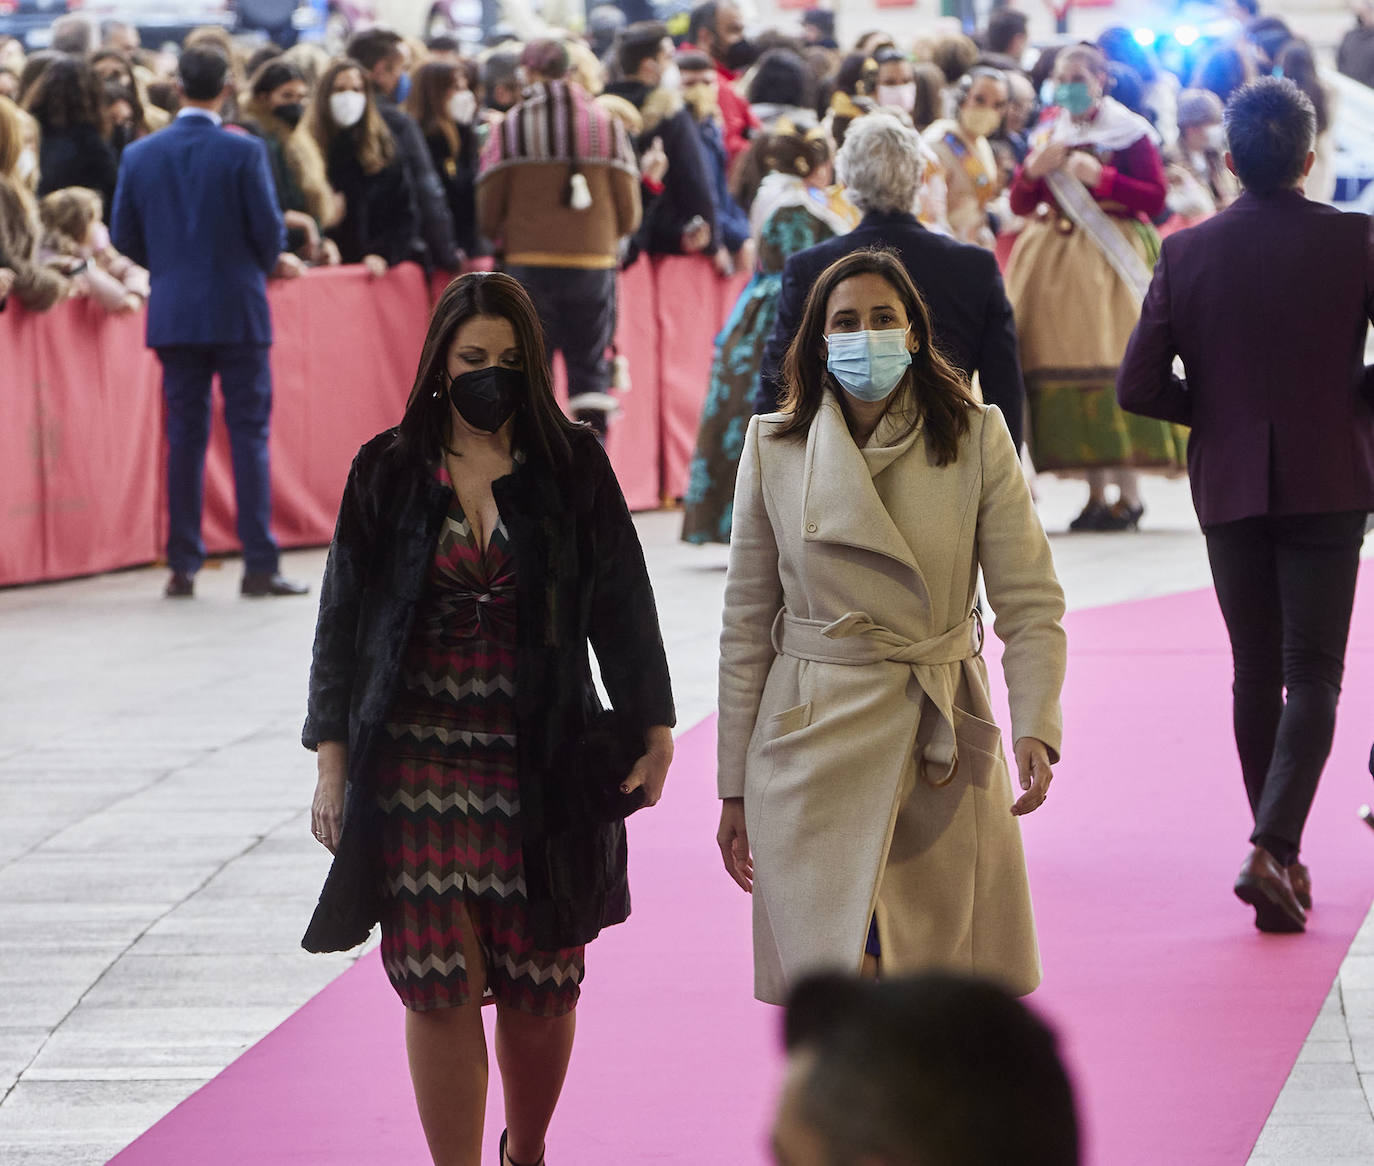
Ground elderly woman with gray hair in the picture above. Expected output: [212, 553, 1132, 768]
[756, 111, 1025, 449]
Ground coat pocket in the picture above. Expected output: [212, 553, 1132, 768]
[765, 701, 813, 741]
[953, 706, 1003, 759]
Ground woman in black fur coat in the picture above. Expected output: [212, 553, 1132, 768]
[302, 271, 675, 1166]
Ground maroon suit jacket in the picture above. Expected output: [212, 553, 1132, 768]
[1117, 189, 1374, 527]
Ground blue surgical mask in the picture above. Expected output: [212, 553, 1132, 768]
[394, 72, 412, 102]
[1054, 81, 1095, 116]
[826, 328, 912, 403]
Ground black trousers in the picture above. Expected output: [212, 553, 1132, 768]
[506, 264, 617, 437]
[1204, 511, 1366, 865]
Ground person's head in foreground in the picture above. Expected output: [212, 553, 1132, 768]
[774, 972, 1080, 1166]
[1222, 76, 1316, 195]
[779, 247, 977, 460]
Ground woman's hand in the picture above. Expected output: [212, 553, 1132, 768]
[319, 239, 342, 267]
[621, 725, 673, 807]
[0, 268, 15, 300]
[1065, 151, 1104, 188]
[312, 742, 348, 852]
[362, 254, 388, 279]
[1025, 141, 1069, 180]
[717, 797, 753, 892]
[1011, 737, 1053, 816]
[640, 135, 668, 184]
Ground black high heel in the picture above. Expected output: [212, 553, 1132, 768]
[1068, 500, 1111, 532]
[499, 1130, 545, 1166]
[1101, 501, 1144, 532]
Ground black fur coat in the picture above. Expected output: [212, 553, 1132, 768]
[300, 426, 675, 953]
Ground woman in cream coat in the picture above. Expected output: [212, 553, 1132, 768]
[717, 248, 1066, 1004]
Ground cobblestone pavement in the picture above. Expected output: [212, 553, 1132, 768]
[1, 473, 1371, 1164]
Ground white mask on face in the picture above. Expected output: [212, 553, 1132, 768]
[876, 82, 917, 113]
[16, 146, 36, 182]
[1203, 124, 1226, 151]
[329, 90, 367, 129]
[447, 89, 477, 124]
[660, 63, 682, 92]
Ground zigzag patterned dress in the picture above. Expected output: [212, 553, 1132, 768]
[374, 473, 585, 1016]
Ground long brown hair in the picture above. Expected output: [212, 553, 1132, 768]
[407, 60, 461, 156]
[307, 57, 395, 176]
[395, 272, 583, 472]
[776, 248, 975, 466]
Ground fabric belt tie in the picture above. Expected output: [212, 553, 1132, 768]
[771, 609, 984, 787]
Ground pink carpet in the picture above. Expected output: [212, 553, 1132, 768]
[111, 582, 1374, 1165]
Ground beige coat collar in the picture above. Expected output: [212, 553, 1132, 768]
[802, 389, 924, 575]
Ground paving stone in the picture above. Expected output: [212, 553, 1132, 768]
[78, 953, 344, 1010]
[1250, 1122, 1374, 1157]
[1297, 1040, 1356, 1064]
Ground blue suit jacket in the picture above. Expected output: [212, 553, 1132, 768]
[756, 210, 1026, 449]
[111, 113, 284, 348]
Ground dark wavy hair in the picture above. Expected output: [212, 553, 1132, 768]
[775, 249, 976, 466]
[22, 55, 102, 132]
[395, 272, 583, 471]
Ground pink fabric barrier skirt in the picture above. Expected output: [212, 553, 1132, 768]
[0, 256, 746, 587]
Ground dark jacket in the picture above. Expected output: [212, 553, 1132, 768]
[324, 134, 421, 268]
[301, 425, 675, 953]
[757, 210, 1026, 449]
[1117, 190, 1374, 528]
[377, 96, 460, 271]
[37, 122, 118, 216]
[696, 115, 751, 253]
[111, 113, 283, 348]
[424, 123, 480, 258]
[604, 80, 716, 257]
[1338, 23, 1374, 88]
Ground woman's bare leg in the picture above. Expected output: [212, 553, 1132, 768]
[1086, 467, 1109, 505]
[495, 1003, 577, 1164]
[405, 905, 490, 1166]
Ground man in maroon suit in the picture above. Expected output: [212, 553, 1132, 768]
[1117, 77, 1374, 934]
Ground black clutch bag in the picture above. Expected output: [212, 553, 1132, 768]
[576, 708, 647, 822]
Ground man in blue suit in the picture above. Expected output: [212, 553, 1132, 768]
[756, 113, 1025, 451]
[111, 44, 308, 598]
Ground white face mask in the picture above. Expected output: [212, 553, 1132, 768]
[329, 90, 367, 129]
[16, 146, 36, 182]
[660, 63, 682, 93]
[1203, 124, 1226, 151]
[447, 89, 477, 124]
[876, 82, 917, 113]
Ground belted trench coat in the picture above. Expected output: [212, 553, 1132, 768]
[718, 392, 1066, 1003]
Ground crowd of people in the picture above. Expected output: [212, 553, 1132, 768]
[0, 3, 1360, 507]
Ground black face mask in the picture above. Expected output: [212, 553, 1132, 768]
[722, 37, 755, 72]
[109, 121, 135, 151]
[447, 365, 523, 433]
[274, 102, 305, 129]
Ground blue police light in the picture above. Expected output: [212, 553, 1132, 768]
[1133, 28, 1157, 48]
[1175, 25, 1200, 46]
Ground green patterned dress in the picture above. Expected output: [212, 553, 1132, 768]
[681, 203, 840, 545]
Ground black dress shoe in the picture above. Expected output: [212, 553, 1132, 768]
[240, 572, 310, 597]
[164, 571, 194, 598]
[1235, 846, 1306, 933]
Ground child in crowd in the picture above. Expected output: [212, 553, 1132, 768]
[39, 186, 148, 313]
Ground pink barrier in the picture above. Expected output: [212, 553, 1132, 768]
[0, 256, 743, 586]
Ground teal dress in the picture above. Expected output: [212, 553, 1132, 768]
[681, 204, 840, 545]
